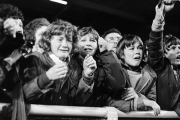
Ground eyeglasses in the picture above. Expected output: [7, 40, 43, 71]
[106, 36, 122, 43]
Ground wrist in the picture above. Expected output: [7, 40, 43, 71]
[2, 60, 12, 71]
[154, 16, 164, 24]
[142, 99, 151, 106]
[152, 19, 165, 32]
[4, 57, 14, 66]
[83, 70, 94, 77]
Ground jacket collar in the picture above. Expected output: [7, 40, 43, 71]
[122, 63, 151, 92]
[121, 60, 143, 72]
[135, 68, 151, 92]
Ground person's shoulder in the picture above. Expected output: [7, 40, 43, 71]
[143, 63, 157, 78]
[70, 54, 80, 66]
[30, 51, 44, 58]
[26, 51, 46, 64]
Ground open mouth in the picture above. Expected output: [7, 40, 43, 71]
[84, 48, 92, 52]
[134, 56, 140, 60]
[176, 55, 180, 61]
[59, 49, 68, 52]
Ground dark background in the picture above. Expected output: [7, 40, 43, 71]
[1, 0, 180, 42]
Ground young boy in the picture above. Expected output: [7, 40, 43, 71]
[147, 0, 180, 115]
[73, 27, 125, 107]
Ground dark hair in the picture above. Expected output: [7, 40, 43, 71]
[116, 34, 144, 60]
[0, 4, 24, 22]
[102, 28, 122, 39]
[24, 18, 50, 42]
[39, 19, 77, 52]
[163, 34, 180, 52]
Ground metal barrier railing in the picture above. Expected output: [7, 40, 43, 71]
[0, 103, 179, 120]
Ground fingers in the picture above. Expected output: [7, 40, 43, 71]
[85, 54, 90, 60]
[3, 18, 17, 29]
[86, 60, 96, 67]
[151, 101, 161, 116]
[56, 71, 67, 79]
[84, 55, 97, 69]
[3, 18, 23, 38]
[154, 108, 161, 116]
[47, 64, 68, 80]
[164, 0, 175, 4]
[121, 87, 134, 96]
[122, 92, 138, 101]
[122, 93, 135, 101]
[84, 55, 94, 63]
[52, 73, 67, 80]
[121, 88, 138, 100]
[54, 63, 67, 68]
[124, 96, 136, 101]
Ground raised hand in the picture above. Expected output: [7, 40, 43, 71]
[3, 18, 23, 38]
[163, 0, 176, 13]
[121, 87, 139, 101]
[83, 54, 97, 76]
[155, 0, 165, 22]
[46, 63, 68, 80]
[4, 49, 22, 66]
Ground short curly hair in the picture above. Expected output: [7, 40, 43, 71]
[38, 19, 77, 52]
[24, 18, 50, 42]
[0, 4, 24, 22]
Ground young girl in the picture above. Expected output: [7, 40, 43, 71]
[107, 34, 160, 116]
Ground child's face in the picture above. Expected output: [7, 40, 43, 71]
[50, 34, 72, 60]
[76, 33, 98, 57]
[122, 42, 143, 67]
[165, 44, 180, 65]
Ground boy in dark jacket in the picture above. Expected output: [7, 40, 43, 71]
[73, 27, 125, 107]
[147, 0, 180, 116]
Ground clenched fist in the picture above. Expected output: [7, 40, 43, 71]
[83, 54, 97, 76]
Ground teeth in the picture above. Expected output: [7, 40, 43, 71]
[84, 48, 92, 50]
[177, 56, 180, 59]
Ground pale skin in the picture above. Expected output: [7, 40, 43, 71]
[46, 64, 68, 80]
[46, 34, 71, 81]
[120, 41, 160, 116]
[3, 18, 23, 38]
[76, 33, 97, 76]
[83, 54, 97, 76]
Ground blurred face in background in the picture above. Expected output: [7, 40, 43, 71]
[105, 32, 122, 52]
[32, 26, 47, 53]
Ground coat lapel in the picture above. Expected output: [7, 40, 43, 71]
[135, 69, 151, 93]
